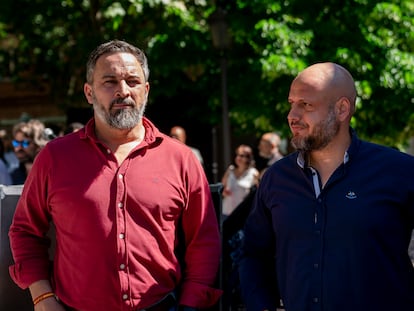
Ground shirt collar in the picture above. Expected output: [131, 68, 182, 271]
[80, 117, 164, 148]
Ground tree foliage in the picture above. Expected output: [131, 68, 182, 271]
[0, 0, 413, 147]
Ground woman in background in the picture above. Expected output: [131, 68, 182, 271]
[221, 144, 259, 220]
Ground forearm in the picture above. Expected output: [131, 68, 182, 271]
[29, 280, 65, 311]
[29, 279, 53, 300]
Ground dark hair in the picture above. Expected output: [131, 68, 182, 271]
[234, 144, 255, 167]
[64, 122, 84, 135]
[86, 40, 150, 83]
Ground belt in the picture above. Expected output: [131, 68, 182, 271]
[141, 294, 176, 311]
[60, 293, 177, 311]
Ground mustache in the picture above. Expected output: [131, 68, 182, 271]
[110, 98, 136, 108]
[290, 120, 306, 127]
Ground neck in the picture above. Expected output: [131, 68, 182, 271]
[310, 128, 351, 163]
[308, 131, 351, 187]
[95, 120, 145, 151]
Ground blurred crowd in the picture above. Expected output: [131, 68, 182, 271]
[0, 118, 84, 185]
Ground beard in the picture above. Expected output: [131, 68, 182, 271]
[93, 94, 146, 130]
[290, 105, 340, 152]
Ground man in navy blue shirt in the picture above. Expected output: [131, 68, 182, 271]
[239, 62, 414, 311]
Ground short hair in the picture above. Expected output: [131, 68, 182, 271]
[86, 40, 150, 83]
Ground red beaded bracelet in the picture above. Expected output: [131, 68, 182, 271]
[33, 292, 56, 306]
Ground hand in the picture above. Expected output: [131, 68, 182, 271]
[34, 297, 66, 311]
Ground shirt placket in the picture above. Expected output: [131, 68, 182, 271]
[115, 159, 131, 307]
[309, 167, 323, 311]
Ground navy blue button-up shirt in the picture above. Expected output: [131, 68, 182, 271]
[239, 129, 414, 311]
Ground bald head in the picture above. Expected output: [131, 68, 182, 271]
[293, 62, 357, 115]
[288, 62, 357, 152]
[261, 132, 281, 149]
[170, 126, 187, 143]
[259, 132, 283, 160]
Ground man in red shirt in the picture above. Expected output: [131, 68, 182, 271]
[9, 40, 222, 311]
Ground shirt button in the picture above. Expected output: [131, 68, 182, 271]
[120, 263, 126, 270]
[119, 233, 125, 239]
[118, 202, 124, 208]
[122, 294, 128, 300]
[315, 230, 321, 235]
[313, 297, 319, 303]
[313, 263, 319, 269]
[106, 148, 111, 154]
[119, 174, 123, 179]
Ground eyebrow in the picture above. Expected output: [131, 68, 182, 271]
[102, 72, 135, 77]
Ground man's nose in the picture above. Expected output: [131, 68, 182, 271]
[287, 105, 300, 122]
[116, 80, 131, 97]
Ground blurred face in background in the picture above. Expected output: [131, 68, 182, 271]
[12, 131, 37, 163]
[169, 127, 186, 144]
[258, 136, 273, 159]
[234, 145, 253, 168]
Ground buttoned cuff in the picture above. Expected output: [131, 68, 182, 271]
[179, 282, 222, 308]
[9, 259, 51, 289]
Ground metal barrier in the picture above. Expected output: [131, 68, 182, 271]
[0, 185, 32, 310]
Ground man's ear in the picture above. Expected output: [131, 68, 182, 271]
[84, 83, 93, 105]
[145, 82, 150, 100]
[336, 97, 351, 121]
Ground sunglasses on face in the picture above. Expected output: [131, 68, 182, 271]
[12, 139, 31, 148]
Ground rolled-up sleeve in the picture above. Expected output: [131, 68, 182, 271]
[8, 148, 52, 289]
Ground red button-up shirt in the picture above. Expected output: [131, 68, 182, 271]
[9, 118, 222, 310]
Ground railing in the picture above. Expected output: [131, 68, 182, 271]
[0, 185, 31, 310]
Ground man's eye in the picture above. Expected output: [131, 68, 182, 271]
[104, 80, 117, 85]
[127, 80, 140, 87]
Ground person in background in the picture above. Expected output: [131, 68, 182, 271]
[10, 119, 49, 184]
[239, 62, 414, 311]
[220, 144, 259, 310]
[9, 40, 221, 311]
[170, 125, 204, 165]
[0, 129, 19, 174]
[257, 132, 284, 178]
[63, 122, 85, 135]
[3, 135, 20, 174]
[221, 144, 259, 220]
[0, 134, 12, 185]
